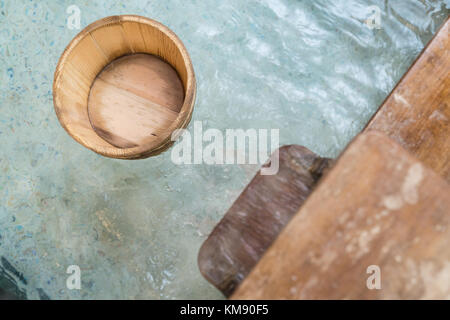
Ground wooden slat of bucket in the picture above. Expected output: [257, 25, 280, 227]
[198, 146, 333, 296]
[232, 131, 450, 300]
[364, 17, 450, 182]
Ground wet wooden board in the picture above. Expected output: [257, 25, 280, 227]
[87, 53, 184, 149]
[364, 17, 450, 182]
[198, 146, 333, 296]
[232, 131, 450, 300]
[198, 17, 449, 297]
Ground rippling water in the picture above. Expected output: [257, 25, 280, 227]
[0, 0, 448, 299]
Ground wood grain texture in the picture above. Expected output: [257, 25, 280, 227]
[53, 15, 195, 159]
[88, 54, 184, 148]
[198, 146, 333, 297]
[232, 131, 450, 300]
[364, 17, 449, 182]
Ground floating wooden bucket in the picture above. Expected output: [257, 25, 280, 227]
[53, 15, 196, 159]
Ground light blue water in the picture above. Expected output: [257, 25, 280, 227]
[0, 0, 448, 299]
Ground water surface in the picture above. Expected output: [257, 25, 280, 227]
[0, 0, 448, 299]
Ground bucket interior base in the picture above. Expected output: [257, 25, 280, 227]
[87, 53, 185, 149]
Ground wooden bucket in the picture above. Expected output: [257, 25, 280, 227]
[53, 15, 196, 159]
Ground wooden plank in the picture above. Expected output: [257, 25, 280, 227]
[364, 17, 450, 182]
[232, 131, 450, 300]
[198, 146, 333, 296]
[198, 17, 449, 297]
